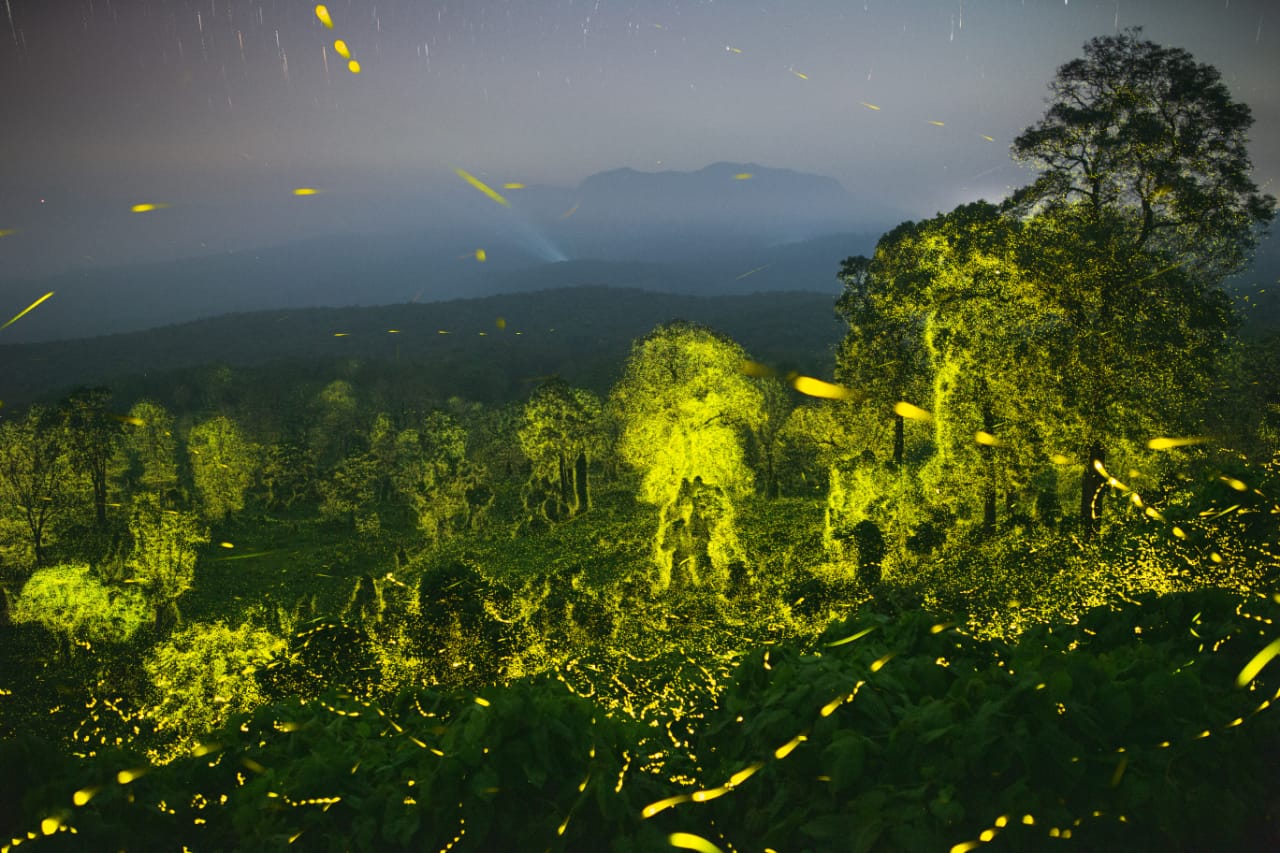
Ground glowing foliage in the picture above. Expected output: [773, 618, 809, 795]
[125, 492, 209, 627]
[393, 411, 488, 546]
[610, 322, 764, 590]
[11, 563, 147, 657]
[143, 621, 286, 758]
[518, 379, 602, 524]
[117, 400, 179, 501]
[187, 416, 257, 523]
[0, 405, 76, 567]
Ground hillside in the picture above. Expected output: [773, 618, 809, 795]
[0, 287, 845, 410]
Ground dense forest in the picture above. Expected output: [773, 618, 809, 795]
[3, 30, 1280, 852]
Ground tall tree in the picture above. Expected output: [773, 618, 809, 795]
[187, 416, 257, 523]
[834, 239, 930, 468]
[518, 379, 603, 521]
[59, 387, 123, 528]
[1009, 29, 1275, 533]
[1011, 28, 1275, 281]
[126, 492, 210, 628]
[0, 406, 78, 569]
[393, 411, 488, 547]
[609, 322, 764, 592]
[118, 399, 179, 504]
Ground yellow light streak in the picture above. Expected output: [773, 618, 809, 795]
[2, 292, 54, 330]
[73, 787, 100, 806]
[348, 60, 361, 73]
[1236, 638, 1280, 687]
[826, 625, 876, 647]
[733, 172, 753, 180]
[641, 794, 689, 818]
[1148, 436, 1208, 450]
[668, 833, 722, 853]
[870, 652, 896, 672]
[503, 182, 526, 189]
[315, 5, 333, 28]
[773, 733, 806, 759]
[893, 401, 932, 421]
[454, 168, 511, 207]
[792, 375, 855, 400]
[130, 202, 168, 213]
[726, 762, 763, 788]
[860, 102, 881, 110]
[333, 39, 350, 59]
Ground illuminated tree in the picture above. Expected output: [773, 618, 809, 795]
[834, 244, 930, 468]
[1010, 28, 1276, 532]
[745, 376, 793, 499]
[309, 379, 361, 469]
[0, 406, 78, 568]
[901, 203, 1061, 531]
[143, 620, 286, 756]
[187, 415, 257, 523]
[518, 379, 603, 521]
[610, 322, 764, 591]
[126, 492, 210, 628]
[319, 449, 384, 535]
[394, 411, 489, 547]
[118, 400, 179, 504]
[11, 563, 148, 660]
[259, 437, 316, 510]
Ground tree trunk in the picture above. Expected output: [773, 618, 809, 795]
[558, 453, 572, 512]
[93, 476, 108, 528]
[1080, 443, 1106, 538]
[981, 404, 996, 530]
[574, 452, 589, 512]
[893, 414, 905, 467]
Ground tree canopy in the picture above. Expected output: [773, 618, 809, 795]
[610, 321, 764, 590]
[1010, 27, 1275, 280]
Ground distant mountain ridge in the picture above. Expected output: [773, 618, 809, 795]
[0, 161, 879, 344]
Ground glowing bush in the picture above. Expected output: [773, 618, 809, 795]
[143, 621, 286, 758]
[10, 563, 147, 657]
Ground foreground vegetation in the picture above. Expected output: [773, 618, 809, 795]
[2, 28, 1280, 851]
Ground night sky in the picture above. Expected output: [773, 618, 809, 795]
[0, 0, 1276, 280]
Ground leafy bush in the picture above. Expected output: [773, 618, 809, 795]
[11, 564, 148, 658]
[143, 621, 287, 760]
